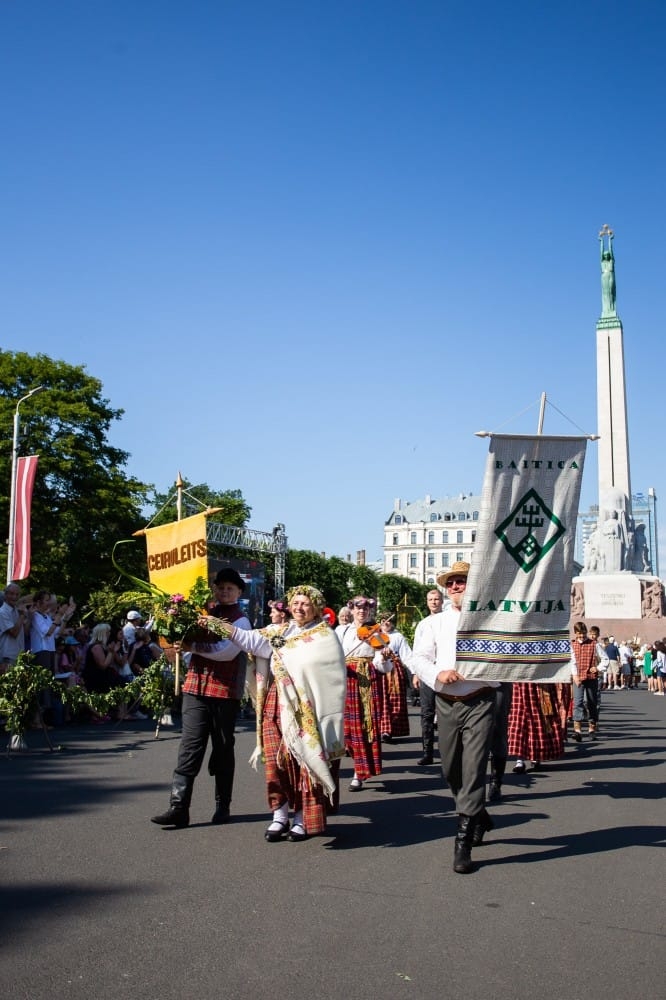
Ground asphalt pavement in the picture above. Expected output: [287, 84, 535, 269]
[2, 688, 665, 1000]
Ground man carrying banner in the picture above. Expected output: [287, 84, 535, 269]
[412, 562, 499, 875]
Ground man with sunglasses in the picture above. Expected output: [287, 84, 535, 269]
[412, 561, 499, 874]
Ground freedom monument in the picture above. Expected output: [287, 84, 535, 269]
[571, 226, 664, 640]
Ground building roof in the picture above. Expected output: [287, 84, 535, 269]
[386, 494, 482, 525]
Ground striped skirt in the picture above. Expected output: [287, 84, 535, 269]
[378, 659, 410, 738]
[344, 657, 382, 780]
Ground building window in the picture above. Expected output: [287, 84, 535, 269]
[427, 553, 435, 567]
[427, 577, 435, 585]
[409, 553, 417, 568]
[473, 511, 479, 520]
[410, 531, 417, 544]
[428, 530, 435, 544]
[458, 512, 465, 521]
[457, 552, 464, 562]
[392, 533, 399, 545]
[442, 531, 449, 543]
[472, 530, 476, 543]
[441, 553, 449, 567]
[430, 513, 438, 521]
[456, 530, 463, 544]
[394, 515, 402, 524]
[392, 555, 399, 569]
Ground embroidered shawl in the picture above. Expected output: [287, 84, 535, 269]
[251, 620, 346, 799]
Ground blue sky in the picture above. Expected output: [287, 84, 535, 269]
[2, 2, 665, 563]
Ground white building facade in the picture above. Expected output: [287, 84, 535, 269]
[383, 493, 482, 586]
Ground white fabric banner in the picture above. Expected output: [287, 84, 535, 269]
[457, 434, 587, 682]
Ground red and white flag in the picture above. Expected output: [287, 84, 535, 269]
[12, 455, 39, 580]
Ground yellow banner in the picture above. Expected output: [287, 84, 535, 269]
[145, 513, 208, 597]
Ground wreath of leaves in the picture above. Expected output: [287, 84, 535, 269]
[0, 652, 176, 737]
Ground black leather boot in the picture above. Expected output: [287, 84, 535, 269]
[471, 808, 494, 847]
[488, 759, 506, 802]
[417, 736, 434, 766]
[211, 774, 232, 825]
[453, 814, 474, 874]
[151, 773, 193, 828]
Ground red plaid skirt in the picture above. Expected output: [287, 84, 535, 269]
[507, 682, 565, 762]
[378, 659, 410, 738]
[344, 658, 382, 780]
[262, 683, 340, 835]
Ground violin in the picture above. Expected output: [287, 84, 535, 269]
[357, 623, 391, 650]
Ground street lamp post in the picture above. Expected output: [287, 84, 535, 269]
[7, 386, 45, 585]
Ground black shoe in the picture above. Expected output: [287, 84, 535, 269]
[453, 815, 474, 874]
[264, 820, 289, 842]
[349, 778, 363, 792]
[381, 733, 393, 744]
[211, 805, 231, 825]
[572, 730, 582, 743]
[287, 823, 308, 842]
[512, 761, 526, 774]
[151, 807, 190, 828]
[417, 755, 434, 766]
[471, 809, 494, 847]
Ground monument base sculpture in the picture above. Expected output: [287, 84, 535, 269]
[571, 574, 665, 643]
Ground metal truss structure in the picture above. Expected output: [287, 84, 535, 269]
[206, 521, 288, 596]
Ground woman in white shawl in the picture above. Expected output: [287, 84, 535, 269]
[213, 585, 346, 843]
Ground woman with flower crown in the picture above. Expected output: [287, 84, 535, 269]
[215, 585, 347, 842]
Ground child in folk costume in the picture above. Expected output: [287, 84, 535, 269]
[215, 585, 346, 842]
[337, 596, 393, 792]
[377, 616, 411, 742]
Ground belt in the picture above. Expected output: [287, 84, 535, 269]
[437, 686, 494, 703]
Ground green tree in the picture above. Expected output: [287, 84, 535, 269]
[0, 351, 151, 601]
[377, 574, 430, 619]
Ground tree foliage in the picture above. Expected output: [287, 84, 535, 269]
[285, 548, 431, 619]
[0, 351, 150, 601]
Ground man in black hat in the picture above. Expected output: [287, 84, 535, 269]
[151, 568, 250, 828]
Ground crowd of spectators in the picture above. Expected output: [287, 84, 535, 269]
[0, 582, 160, 726]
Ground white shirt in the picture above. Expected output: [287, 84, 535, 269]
[0, 602, 25, 662]
[411, 605, 499, 696]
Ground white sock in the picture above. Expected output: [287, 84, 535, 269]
[272, 803, 289, 825]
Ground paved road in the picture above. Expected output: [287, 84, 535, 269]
[2, 690, 665, 1000]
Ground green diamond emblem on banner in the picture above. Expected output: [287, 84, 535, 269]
[495, 488, 565, 572]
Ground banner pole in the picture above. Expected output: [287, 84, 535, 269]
[174, 471, 184, 696]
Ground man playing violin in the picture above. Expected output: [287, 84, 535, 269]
[411, 562, 499, 874]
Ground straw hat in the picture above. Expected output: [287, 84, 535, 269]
[436, 560, 470, 588]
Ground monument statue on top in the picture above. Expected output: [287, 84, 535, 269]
[574, 226, 662, 635]
[599, 223, 617, 317]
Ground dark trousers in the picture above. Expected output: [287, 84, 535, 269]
[175, 693, 240, 808]
[490, 682, 512, 766]
[420, 681, 437, 756]
[436, 689, 495, 817]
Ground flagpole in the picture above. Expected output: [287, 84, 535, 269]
[537, 391, 546, 435]
[7, 386, 44, 585]
[174, 471, 184, 696]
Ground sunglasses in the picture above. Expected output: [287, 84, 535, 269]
[445, 577, 467, 588]
[352, 600, 372, 608]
